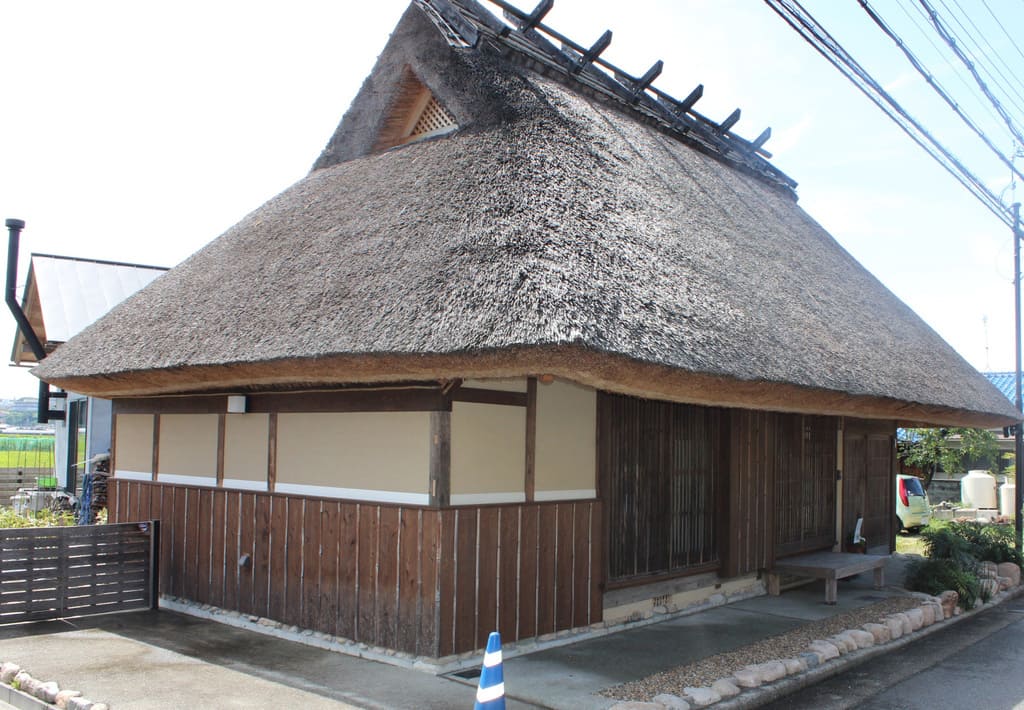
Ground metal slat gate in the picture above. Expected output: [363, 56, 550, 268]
[0, 521, 158, 624]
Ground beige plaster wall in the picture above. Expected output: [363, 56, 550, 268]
[535, 379, 596, 499]
[114, 414, 154, 477]
[224, 413, 269, 487]
[275, 412, 430, 498]
[158, 414, 219, 483]
[451, 401, 526, 503]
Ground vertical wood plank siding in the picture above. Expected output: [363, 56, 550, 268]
[599, 393, 724, 582]
[111, 479, 601, 656]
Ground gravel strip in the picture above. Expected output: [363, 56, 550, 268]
[601, 597, 923, 700]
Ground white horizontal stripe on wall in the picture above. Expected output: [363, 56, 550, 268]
[449, 492, 527, 505]
[534, 489, 596, 501]
[157, 473, 217, 487]
[114, 470, 153, 481]
[221, 478, 268, 492]
[273, 482, 430, 506]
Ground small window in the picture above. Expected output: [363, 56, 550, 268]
[374, 68, 458, 152]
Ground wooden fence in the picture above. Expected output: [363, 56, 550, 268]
[111, 479, 602, 656]
[0, 468, 52, 506]
[0, 522, 158, 624]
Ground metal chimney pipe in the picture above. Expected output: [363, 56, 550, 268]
[5, 218, 45, 361]
[5, 219, 55, 423]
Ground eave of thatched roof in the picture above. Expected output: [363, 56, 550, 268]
[32, 2, 1021, 428]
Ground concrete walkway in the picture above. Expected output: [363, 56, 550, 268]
[0, 568, 910, 710]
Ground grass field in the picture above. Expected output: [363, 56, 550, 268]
[895, 532, 927, 556]
[0, 433, 54, 470]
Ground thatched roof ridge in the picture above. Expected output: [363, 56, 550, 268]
[33, 3, 1019, 427]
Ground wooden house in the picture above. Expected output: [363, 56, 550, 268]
[10, 253, 167, 491]
[32, 1, 1019, 663]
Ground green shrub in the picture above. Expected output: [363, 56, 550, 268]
[0, 506, 77, 528]
[941, 521, 1022, 566]
[905, 558, 980, 609]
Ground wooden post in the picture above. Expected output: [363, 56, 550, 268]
[267, 413, 278, 492]
[429, 411, 451, 507]
[525, 378, 537, 502]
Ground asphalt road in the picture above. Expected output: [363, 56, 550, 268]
[762, 595, 1024, 709]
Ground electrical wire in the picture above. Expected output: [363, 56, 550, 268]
[940, 0, 1024, 110]
[892, 0, 1006, 130]
[919, 0, 1024, 146]
[763, 0, 1013, 228]
[984, 0, 1024, 66]
[858, 1, 1024, 183]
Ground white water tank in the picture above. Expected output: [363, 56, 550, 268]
[1000, 482, 1017, 520]
[962, 470, 997, 509]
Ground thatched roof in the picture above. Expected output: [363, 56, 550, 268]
[33, 2, 1019, 427]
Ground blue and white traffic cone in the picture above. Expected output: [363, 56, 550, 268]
[474, 631, 505, 709]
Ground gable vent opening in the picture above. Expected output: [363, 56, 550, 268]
[374, 69, 458, 152]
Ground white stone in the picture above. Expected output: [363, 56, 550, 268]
[56, 690, 82, 709]
[837, 631, 861, 651]
[826, 636, 850, 654]
[808, 640, 840, 661]
[653, 693, 691, 709]
[13, 670, 32, 688]
[758, 661, 787, 682]
[708, 594, 726, 606]
[919, 605, 935, 626]
[711, 678, 741, 698]
[0, 662, 20, 683]
[905, 608, 924, 630]
[979, 561, 999, 580]
[68, 698, 94, 710]
[35, 680, 59, 703]
[998, 576, 1013, 591]
[782, 657, 806, 675]
[998, 562, 1021, 586]
[683, 687, 722, 707]
[732, 668, 762, 688]
[847, 629, 874, 649]
[863, 622, 891, 644]
[980, 578, 999, 600]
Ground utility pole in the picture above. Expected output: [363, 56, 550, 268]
[1014, 202, 1022, 555]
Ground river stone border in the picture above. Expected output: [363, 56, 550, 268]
[609, 563, 1024, 710]
[0, 661, 106, 710]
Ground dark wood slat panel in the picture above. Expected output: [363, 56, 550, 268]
[418, 509, 440, 657]
[357, 505, 380, 644]
[555, 504, 574, 630]
[336, 503, 358, 640]
[497, 506, 518, 641]
[302, 498, 322, 632]
[223, 491, 240, 610]
[171, 486, 187, 598]
[194, 488, 213, 605]
[518, 505, 538, 641]
[397, 508, 420, 654]
[476, 507, 499, 649]
[572, 502, 590, 628]
[453, 508, 478, 653]
[319, 500, 341, 638]
[536, 504, 557, 635]
[376, 506, 401, 650]
[438, 509, 456, 657]
[267, 496, 288, 621]
[283, 497, 304, 627]
[251, 494, 271, 617]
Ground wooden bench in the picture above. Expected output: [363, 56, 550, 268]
[766, 551, 888, 604]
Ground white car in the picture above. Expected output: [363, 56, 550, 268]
[897, 473, 931, 533]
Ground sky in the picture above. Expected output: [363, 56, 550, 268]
[1, 0, 1022, 398]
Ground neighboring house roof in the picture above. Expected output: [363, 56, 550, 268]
[32, 2, 1020, 427]
[983, 372, 1017, 405]
[12, 254, 168, 364]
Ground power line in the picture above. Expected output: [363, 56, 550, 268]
[919, 0, 1024, 147]
[940, 0, 1024, 111]
[763, 0, 1013, 228]
[858, 1, 1024, 183]
[983, 0, 1024, 66]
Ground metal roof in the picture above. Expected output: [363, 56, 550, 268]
[12, 254, 168, 364]
[983, 371, 1017, 405]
